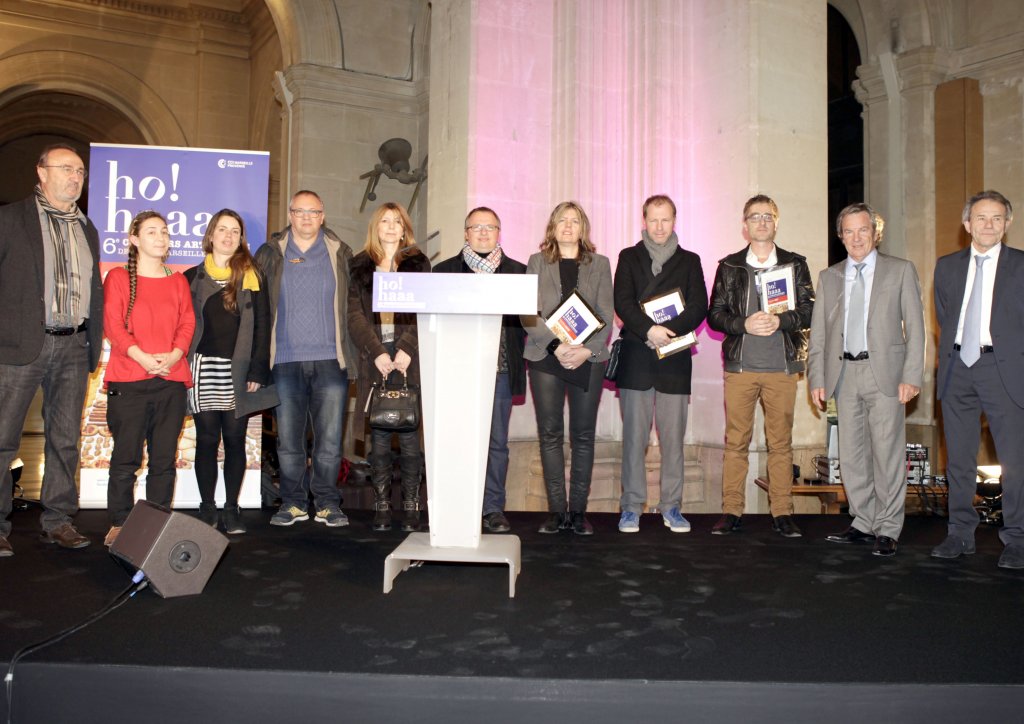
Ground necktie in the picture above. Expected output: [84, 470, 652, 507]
[847, 263, 866, 355]
[960, 255, 989, 367]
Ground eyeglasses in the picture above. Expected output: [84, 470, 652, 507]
[466, 224, 500, 233]
[745, 213, 776, 224]
[43, 165, 87, 179]
[289, 208, 323, 218]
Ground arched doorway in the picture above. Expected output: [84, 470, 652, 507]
[827, 3, 864, 265]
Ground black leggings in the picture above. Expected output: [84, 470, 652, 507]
[192, 410, 250, 507]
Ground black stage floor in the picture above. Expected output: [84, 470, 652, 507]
[1, 508, 1022, 723]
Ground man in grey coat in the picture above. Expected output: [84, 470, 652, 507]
[808, 203, 924, 557]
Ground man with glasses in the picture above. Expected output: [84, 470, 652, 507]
[433, 207, 527, 532]
[809, 203, 924, 557]
[254, 190, 357, 528]
[708, 195, 814, 538]
[0, 144, 104, 556]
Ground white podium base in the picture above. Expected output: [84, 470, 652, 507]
[383, 532, 522, 598]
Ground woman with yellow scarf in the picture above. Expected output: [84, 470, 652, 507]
[184, 209, 278, 534]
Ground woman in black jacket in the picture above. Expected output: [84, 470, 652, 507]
[184, 209, 277, 534]
[348, 202, 430, 531]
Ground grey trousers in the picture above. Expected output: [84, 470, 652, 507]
[835, 359, 907, 539]
[619, 387, 688, 514]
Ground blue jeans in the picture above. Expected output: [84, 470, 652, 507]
[482, 372, 513, 515]
[0, 332, 90, 536]
[272, 360, 348, 511]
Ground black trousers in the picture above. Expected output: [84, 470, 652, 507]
[106, 378, 186, 526]
[529, 363, 604, 513]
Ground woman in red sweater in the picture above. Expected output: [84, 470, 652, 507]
[102, 210, 195, 547]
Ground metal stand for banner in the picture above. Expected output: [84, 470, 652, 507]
[374, 272, 536, 598]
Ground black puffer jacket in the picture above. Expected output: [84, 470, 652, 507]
[707, 245, 814, 374]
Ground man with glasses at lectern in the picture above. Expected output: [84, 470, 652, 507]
[434, 207, 527, 533]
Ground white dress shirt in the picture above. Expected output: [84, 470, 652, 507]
[955, 242, 1001, 347]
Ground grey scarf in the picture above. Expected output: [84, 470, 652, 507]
[641, 230, 678, 275]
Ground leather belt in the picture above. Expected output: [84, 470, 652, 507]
[44, 321, 88, 336]
[843, 351, 869, 361]
[953, 343, 993, 354]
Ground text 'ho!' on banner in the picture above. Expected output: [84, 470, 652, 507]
[87, 143, 270, 273]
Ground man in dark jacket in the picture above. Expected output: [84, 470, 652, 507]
[707, 195, 814, 538]
[433, 207, 526, 533]
[0, 144, 104, 555]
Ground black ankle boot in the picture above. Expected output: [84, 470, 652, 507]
[197, 502, 218, 528]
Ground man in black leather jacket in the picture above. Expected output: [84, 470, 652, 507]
[707, 195, 814, 538]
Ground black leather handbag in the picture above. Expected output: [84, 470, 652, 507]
[604, 338, 622, 381]
[366, 373, 420, 432]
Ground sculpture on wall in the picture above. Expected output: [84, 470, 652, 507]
[358, 138, 428, 212]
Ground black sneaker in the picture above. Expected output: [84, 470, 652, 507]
[771, 515, 802, 538]
[538, 512, 568, 534]
[571, 512, 594, 536]
[221, 505, 246, 535]
[483, 512, 511, 533]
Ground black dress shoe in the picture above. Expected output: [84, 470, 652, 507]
[483, 511, 511, 533]
[538, 513, 568, 534]
[570, 512, 594, 536]
[825, 526, 875, 544]
[771, 515, 802, 538]
[711, 513, 742, 535]
[873, 536, 898, 557]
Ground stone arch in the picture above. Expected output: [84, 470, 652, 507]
[0, 51, 187, 147]
[263, 0, 344, 67]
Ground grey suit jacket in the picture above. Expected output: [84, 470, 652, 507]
[935, 244, 1024, 407]
[522, 251, 613, 362]
[808, 252, 925, 398]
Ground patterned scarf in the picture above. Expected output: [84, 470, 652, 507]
[35, 185, 86, 327]
[204, 254, 261, 290]
[461, 243, 503, 274]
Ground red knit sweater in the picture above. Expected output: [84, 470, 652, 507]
[102, 267, 195, 386]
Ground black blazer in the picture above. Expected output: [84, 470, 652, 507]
[613, 241, 708, 394]
[0, 196, 104, 371]
[433, 252, 529, 397]
[935, 244, 1024, 407]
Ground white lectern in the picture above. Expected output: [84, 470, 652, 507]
[373, 271, 537, 597]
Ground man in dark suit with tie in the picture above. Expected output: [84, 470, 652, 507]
[933, 190, 1024, 570]
[808, 203, 925, 557]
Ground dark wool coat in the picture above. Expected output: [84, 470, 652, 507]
[612, 241, 708, 394]
[0, 196, 105, 370]
[347, 246, 431, 437]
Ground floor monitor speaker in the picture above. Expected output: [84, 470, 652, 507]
[110, 500, 228, 598]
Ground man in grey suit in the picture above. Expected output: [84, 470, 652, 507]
[0, 144, 104, 556]
[932, 190, 1024, 570]
[808, 203, 925, 557]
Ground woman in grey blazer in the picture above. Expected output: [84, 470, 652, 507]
[522, 202, 613, 535]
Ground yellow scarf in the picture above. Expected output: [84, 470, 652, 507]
[204, 254, 260, 291]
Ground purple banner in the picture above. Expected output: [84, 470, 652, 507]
[87, 143, 270, 273]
